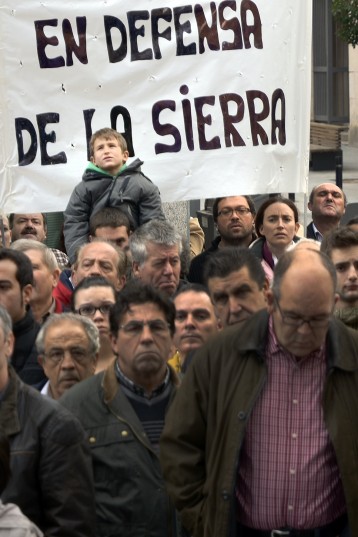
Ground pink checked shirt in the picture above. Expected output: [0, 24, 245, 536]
[236, 316, 346, 530]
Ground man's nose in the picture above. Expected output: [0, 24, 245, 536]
[184, 314, 195, 328]
[348, 263, 358, 280]
[229, 296, 242, 314]
[163, 261, 174, 275]
[60, 351, 76, 368]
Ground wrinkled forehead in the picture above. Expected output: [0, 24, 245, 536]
[146, 242, 180, 259]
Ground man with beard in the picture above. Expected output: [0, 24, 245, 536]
[306, 183, 347, 241]
[188, 196, 256, 284]
[9, 213, 69, 269]
[0, 248, 46, 387]
[321, 226, 358, 329]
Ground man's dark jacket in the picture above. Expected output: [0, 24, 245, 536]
[187, 236, 221, 284]
[11, 308, 46, 387]
[60, 361, 179, 537]
[160, 311, 358, 537]
[1, 367, 96, 537]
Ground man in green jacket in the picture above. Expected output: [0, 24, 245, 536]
[61, 281, 179, 537]
[160, 248, 358, 537]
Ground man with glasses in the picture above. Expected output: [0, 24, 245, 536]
[60, 281, 179, 537]
[161, 249, 357, 537]
[188, 196, 256, 284]
[36, 312, 99, 399]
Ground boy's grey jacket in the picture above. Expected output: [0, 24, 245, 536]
[64, 158, 165, 263]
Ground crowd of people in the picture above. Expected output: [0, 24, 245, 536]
[0, 127, 357, 536]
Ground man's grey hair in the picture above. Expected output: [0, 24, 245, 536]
[74, 239, 127, 278]
[0, 305, 12, 338]
[11, 239, 58, 272]
[36, 313, 100, 356]
[129, 220, 182, 266]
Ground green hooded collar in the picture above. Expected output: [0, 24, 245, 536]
[86, 161, 127, 177]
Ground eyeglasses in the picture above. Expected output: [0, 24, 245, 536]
[275, 300, 331, 329]
[77, 304, 113, 317]
[218, 207, 251, 218]
[44, 348, 89, 365]
[119, 319, 170, 336]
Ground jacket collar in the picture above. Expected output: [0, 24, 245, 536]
[235, 310, 358, 372]
[102, 360, 179, 405]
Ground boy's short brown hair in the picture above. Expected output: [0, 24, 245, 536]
[90, 128, 127, 157]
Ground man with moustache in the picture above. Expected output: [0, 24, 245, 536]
[188, 196, 256, 284]
[36, 313, 99, 399]
[9, 213, 69, 269]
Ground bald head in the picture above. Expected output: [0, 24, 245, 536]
[267, 250, 337, 357]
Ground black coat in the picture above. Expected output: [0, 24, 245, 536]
[1, 367, 96, 537]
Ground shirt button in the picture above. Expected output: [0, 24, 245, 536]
[222, 490, 230, 501]
[290, 468, 296, 475]
[238, 411, 246, 420]
[292, 433, 298, 439]
[288, 505, 294, 511]
[121, 430, 129, 437]
[293, 399, 298, 404]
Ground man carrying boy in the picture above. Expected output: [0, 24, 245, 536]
[64, 128, 165, 264]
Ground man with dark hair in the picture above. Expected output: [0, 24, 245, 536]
[188, 196, 256, 284]
[89, 207, 132, 250]
[161, 249, 356, 537]
[9, 213, 69, 269]
[0, 305, 96, 536]
[306, 183, 347, 241]
[321, 226, 358, 329]
[60, 281, 179, 537]
[169, 284, 219, 373]
[204, 247, 268, 327]
[0, 248, 45, 387]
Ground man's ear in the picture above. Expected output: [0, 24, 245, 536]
[308, 201, 312, 211]
[132, 261, 141, 279]
[262, 277, 270, 302]
[22, 284, 33, 306]
[5, 332, 14, 361]
[266, 289, 275, 313]
[38, 354, 44, 368]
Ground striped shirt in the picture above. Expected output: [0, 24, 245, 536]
[236, 316, 346, 530]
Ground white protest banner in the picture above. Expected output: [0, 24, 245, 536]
[0, 1, 312, 212]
